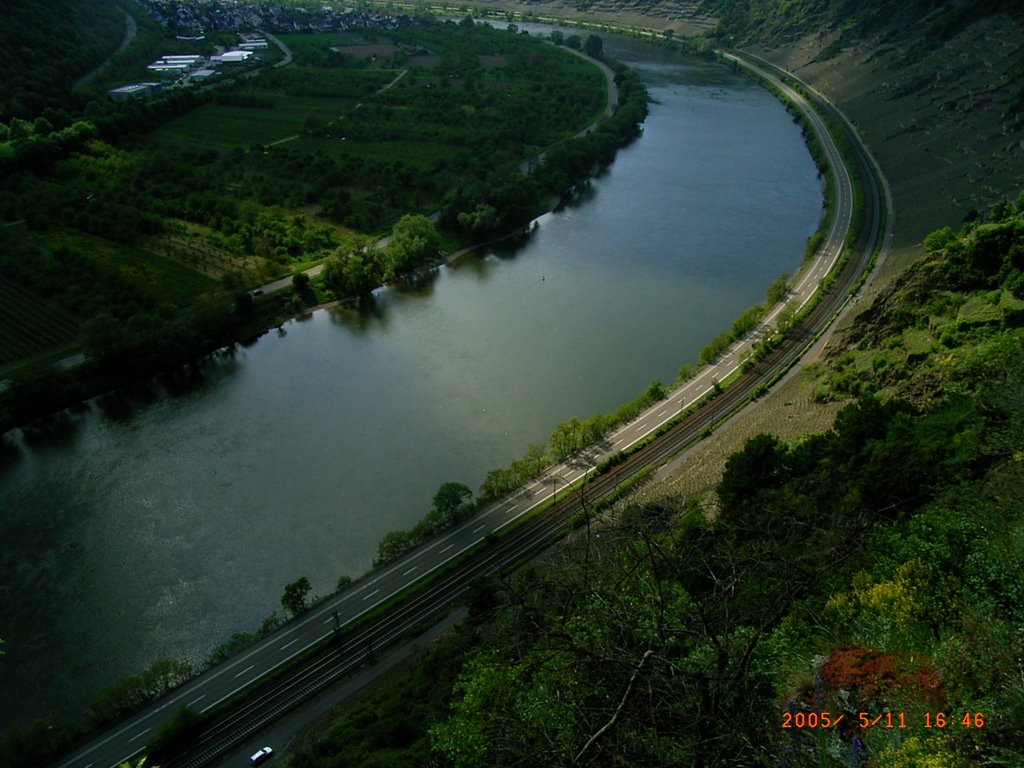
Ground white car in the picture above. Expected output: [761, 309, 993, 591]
[250, 746, 274, 765]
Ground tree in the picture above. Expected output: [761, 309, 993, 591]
[147, 706, 203, 761]
[302, 111, 324, 134]
[923, 226, 955, 253]
[281, 576, 312, 618]
[765, 272, 789, 305]
[583, 34, 603, 58]
[549, 29, 564, 45]
[383, 214, 440, 279]
[565, 34, 582, 50]
[643, 380, 665, 402]
[374, 529, 416, 567]
[8, 118, 32, 140]
[344, 251, 380, 296]
[322, 252, 347, 293]
[457, 202, 498, 233]
[717, 433, 788, 513]
[551, 416, 584, 459]
[32, 116, 54, 136]
[432, 481, 473, 527]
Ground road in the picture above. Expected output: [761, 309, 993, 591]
[264, 32, 292, 68]
[51, 52, 887, 768]
[74, 11, 137, 90]
[520, 45, 619, 173]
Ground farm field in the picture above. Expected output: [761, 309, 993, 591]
[156, 67, 398, 148]
[158, 102, 323, 148]
[0, 278, 79, 370]
[274, 31, 369, 54]
[36, 230, 219, 307]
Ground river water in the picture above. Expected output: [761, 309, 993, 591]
[0, 35, 822, 729]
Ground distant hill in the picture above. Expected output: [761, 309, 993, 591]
[697, 0, 1022, 43]
[0, 0, 126, 119]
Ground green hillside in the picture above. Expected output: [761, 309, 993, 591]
[0, 0, 126, 119]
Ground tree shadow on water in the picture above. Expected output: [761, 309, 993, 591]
[327, 293, 391, 333]
[0, 433, 22, 470]
[392, 265, 441, 296]
[19, 410, 85, 450]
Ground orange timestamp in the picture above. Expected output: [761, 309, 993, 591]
[782, 711, 986, 729]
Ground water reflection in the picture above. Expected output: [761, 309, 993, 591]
[326, 293, 389, 332]
[89, 354, 243, 424]
[463, 221, 541, 265]
[0, 434, 21, 469]
[392, 264, 442, 295]
[19, 411, 85, 450]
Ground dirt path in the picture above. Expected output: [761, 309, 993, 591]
[520, 45, 619, 172]
[265, 68, 407, 148]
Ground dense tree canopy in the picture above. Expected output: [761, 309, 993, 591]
[0, 0, 125, 119]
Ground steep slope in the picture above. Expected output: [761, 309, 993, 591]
[0, 0, 126, 119]
[698, 0, 1020, 45]
[748, 5, 1024, 274]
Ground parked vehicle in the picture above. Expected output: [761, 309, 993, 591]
[250, 746, 274, 765]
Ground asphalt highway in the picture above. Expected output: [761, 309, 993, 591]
[52, 52, 884, 768]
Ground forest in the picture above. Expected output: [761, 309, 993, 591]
[0, 0, 125, 120]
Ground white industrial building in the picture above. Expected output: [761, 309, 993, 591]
[109, 82, 162, 101]
[147, 62, 189, 72]
[147, 54, 204, 72]
[210, 50, 254, 64]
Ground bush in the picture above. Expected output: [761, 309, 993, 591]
[146, 706, 206, 761]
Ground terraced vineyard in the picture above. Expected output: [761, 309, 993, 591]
[0, 278, 79, 369]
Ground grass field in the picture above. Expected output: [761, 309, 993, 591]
[157, 101, 331, 148]
[275, 31, 370, 57]
[156, 69, 398, 148]
[0, 278, 79, 370]
[39, 230, 218, 306]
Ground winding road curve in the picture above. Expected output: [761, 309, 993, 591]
[52, 52, 889, 768]
[74, 11, 138, 90]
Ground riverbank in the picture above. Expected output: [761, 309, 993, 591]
[643, 14, 1024, 505]
[0, 39, 639, 434]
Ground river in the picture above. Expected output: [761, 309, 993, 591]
[0, 33, 822, 730]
